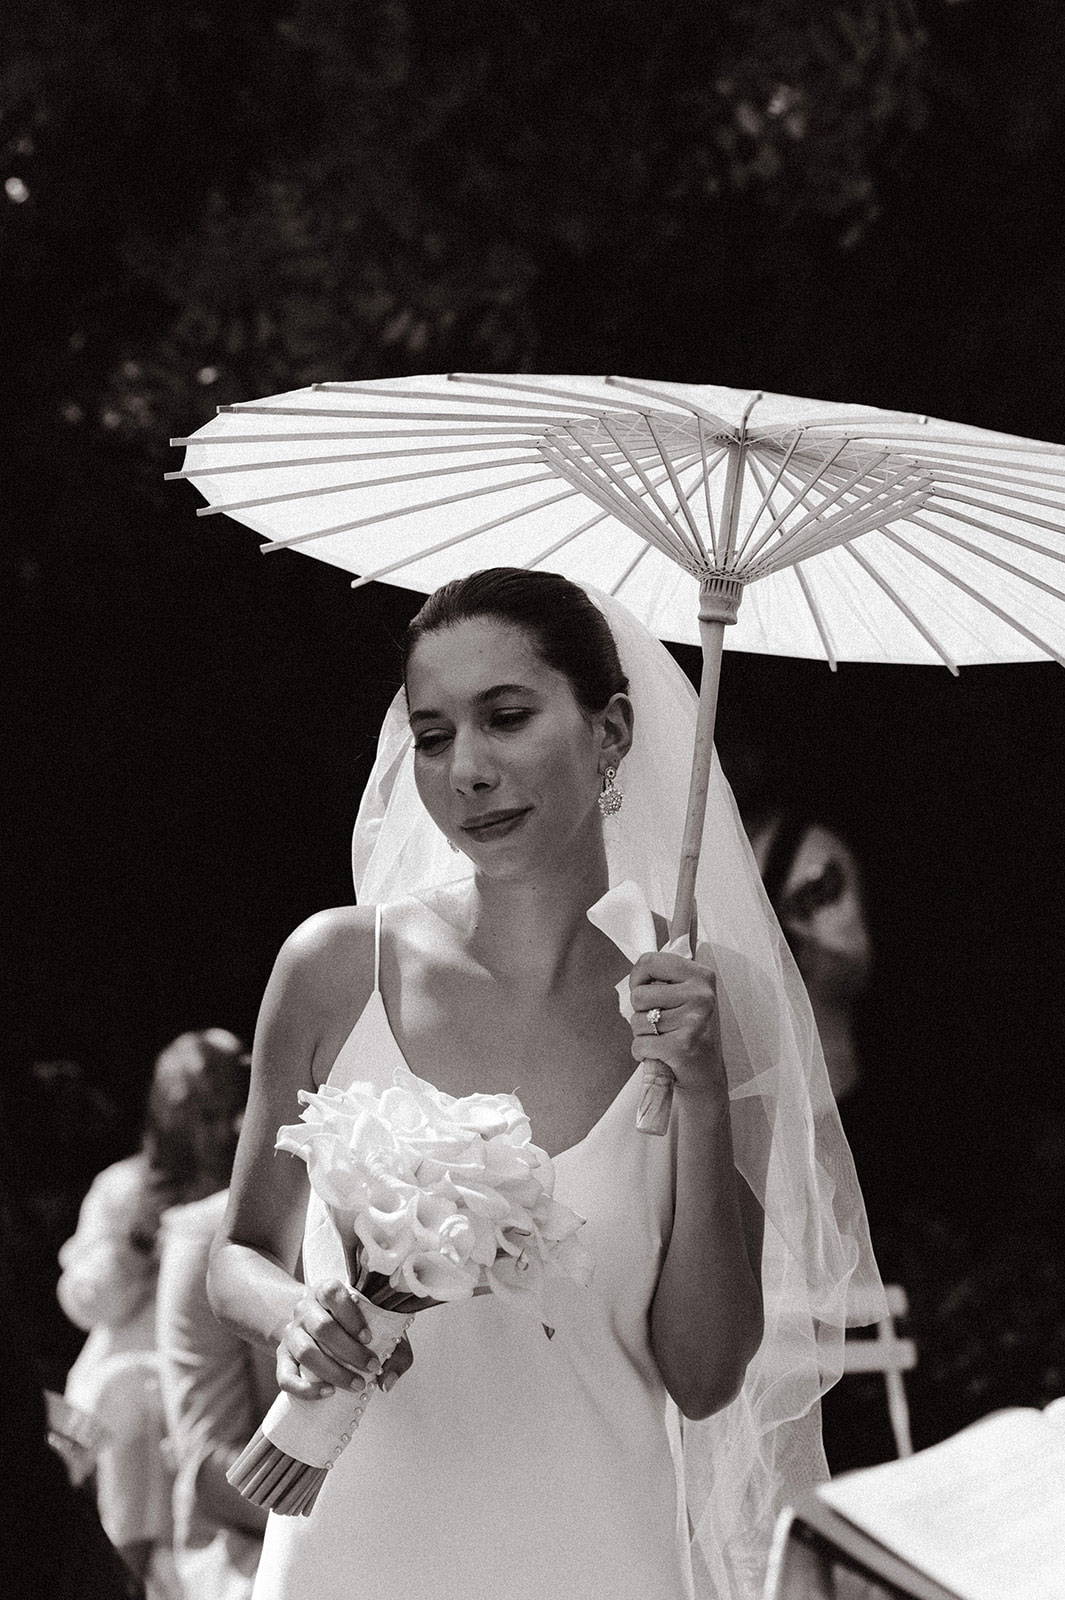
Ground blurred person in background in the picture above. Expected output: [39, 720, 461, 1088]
[724, 736, 872, 1108]
[58, 1028, 249, 1596]
[157, 1184, 276, 1600]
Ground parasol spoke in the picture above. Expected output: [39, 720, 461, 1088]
[447, 373, 654, 415]
[220, 403, 570, 428]
[739, 443, 887, 569]
[523, 508, 616, 569]
[645, 414, 710, 564]
[732, 432, 806, 565]
[885, 532, 1065, 665]
[930, 487, 1065, 532]
[167, 437, 576, 481]
[792, 562, 839, 671]
[745, 409, 922, 438]
[754, 488, 931, 577]
[598, 416, 702, 558]
[905, 516, 1065, 605]
[313, 381, 618, 418]
[603, 375, 733, 430]
[259, 469, 561, 553]
[844, 543, 959, 674]
[520, 454, 696, 573]
[906, 506, 1065, 566]
[609, 539, 656, 599]
[696, 420, 727, 563]
[179, 423, 558, 442]
[196, 453, 548, 517]
[793, 425, 1065, 457]
[924, 462, 1065, 495]
[346, 486, 585, 589]
[547, 432, 698, 568]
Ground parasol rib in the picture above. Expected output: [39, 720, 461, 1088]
[930, 488, 1065, 531]
[447, 373, 654, 415]
[885, 532, 1065, 665]
[220, 403, 570, 427]
[907, 507, 1065, 567]
[259, 470, 561, 553]
[166, 439, 568, 481]
[603, 375, 732, 430]
[754, 489, 931, 577]
[905, 517, 1065, 605]
[645, 414, 710, 564]
[523, 510, 616, 570]
[924, 462, 1065, 494]
[732, 433, 806, 565]
[792, 563, 839, 670]
[745, 409, 920, 437]
[609, 540, 655, 599]
[345, 487, 586, 589]
[696, 420, 726, 563]
[598, 417, 700, 557]
[844, 543, 959, 674]
[739, 441, 875, 568]
[521, 456, 692, 572]
[173, 425, 548, 444]
[797, 427, 1065, 458]
[545, 434, 698, 567]
[763, 459, 929, 552]
[314, 381, 616, 418]
[196, 454, 547, 517]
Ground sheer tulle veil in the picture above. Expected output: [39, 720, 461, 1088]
[351, 584, 885, 1600]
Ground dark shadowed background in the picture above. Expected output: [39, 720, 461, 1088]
[3, 0, 1063, 1438]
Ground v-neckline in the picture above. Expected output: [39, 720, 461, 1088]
[364, 988, 640, 1163]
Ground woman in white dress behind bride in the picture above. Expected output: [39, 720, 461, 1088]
[208, 569, 882, 1600]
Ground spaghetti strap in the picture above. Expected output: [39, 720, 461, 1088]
[373, 902, 383, 994]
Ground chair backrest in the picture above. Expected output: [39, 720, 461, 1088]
[842, 1283, 917, 1457]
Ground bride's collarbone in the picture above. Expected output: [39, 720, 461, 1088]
[403, 985, 635, 1145]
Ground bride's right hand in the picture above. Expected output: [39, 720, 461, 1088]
[274, 1279, 413, 1400]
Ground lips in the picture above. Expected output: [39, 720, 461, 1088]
[460, 807, 531, 836]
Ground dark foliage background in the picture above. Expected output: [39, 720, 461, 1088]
[3, 0, 1063, 1442]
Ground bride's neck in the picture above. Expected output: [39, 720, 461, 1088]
[464, 845, 610, 991]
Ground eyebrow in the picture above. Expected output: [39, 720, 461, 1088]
[409, 683, 537, 728]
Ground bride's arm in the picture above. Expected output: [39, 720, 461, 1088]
[629, 951, 764, 1422]
[207, 909, 389, 1399]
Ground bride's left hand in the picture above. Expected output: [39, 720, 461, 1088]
[628, 950, 726, 1107]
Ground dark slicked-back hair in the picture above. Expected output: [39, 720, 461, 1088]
[404, 568, 629, 714]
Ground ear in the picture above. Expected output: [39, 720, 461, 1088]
[596, 692, 634, 774]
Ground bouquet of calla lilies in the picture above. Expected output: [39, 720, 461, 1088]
[227, 1068, 593, 1516]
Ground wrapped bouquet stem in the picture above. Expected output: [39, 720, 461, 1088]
[228, 1067, 592, 1516]
[227, 1289, 413, 1515]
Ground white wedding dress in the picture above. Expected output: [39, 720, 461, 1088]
[253, 904, 694, 1600]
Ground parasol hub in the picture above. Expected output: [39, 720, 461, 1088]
[698, 573, 744, 625]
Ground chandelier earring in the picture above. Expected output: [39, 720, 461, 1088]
[597, 766, 623, 817]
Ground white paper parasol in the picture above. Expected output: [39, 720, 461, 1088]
[171, 373, 1065, 1130]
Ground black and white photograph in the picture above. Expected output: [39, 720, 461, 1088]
[4, 5, 1064, 1598]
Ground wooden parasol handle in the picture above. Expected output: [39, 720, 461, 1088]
[635, 576, 742, 1134]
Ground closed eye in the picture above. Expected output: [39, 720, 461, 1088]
[490, 708, 534, 729]
[413, 729, 451, 754]
[412, 707, 534, 755]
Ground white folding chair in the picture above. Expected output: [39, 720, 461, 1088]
[841, 1284, 917, 1458]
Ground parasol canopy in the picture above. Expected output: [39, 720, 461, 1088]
[171, 373, 1065, 672]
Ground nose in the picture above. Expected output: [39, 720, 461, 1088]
[449, 725, 498, 796]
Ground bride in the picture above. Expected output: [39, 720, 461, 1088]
[207, 568, 882, 1600]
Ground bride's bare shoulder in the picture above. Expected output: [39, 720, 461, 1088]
[271, 905, 379, 1007]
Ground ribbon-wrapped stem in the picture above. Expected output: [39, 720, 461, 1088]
[226, 1292, 412, 1516]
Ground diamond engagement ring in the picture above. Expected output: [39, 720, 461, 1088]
[646, 1007, 662, 1036]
